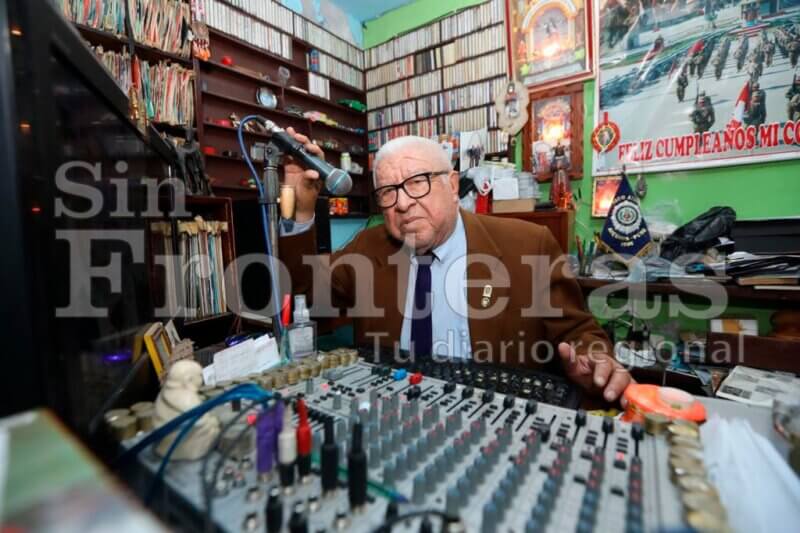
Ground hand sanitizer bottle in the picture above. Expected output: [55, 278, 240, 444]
[287, 295, 316, 360]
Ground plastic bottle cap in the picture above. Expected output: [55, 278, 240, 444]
[294, 295, 309, 323]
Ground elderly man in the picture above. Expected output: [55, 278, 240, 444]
[279, 129, 632, 402]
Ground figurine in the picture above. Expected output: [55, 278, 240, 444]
[549, 141, 572, 209]
[153, 360, 220, 460]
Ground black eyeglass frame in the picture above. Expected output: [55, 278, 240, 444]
[373, 170, 452, 208]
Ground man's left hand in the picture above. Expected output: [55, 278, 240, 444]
[558, 342, 634, 404]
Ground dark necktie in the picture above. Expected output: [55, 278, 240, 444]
[410, 254, 434, 357]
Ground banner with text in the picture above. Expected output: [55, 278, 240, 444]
[593, 0, 800, 175]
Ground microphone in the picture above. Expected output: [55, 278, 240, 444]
[262, 120, 353, 195]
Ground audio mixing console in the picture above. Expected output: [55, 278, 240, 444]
[122, 351, 728, 533]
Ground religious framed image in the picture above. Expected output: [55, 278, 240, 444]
[506, 0, 594, 90]
[592, 176, 621, 217]
[523, 81, 585, 181]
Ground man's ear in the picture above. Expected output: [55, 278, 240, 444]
[448, 171, 459, 201]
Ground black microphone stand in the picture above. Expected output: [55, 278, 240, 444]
[262, 140, 285, 343]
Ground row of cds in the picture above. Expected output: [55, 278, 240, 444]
[293, 14, 364, 69]
[91, 45, 195, 126]
[440, 105, 498, 133]
[365, 0, 504, 69]
[367, 118, 439, 151]
[312, 51, 364, 91]
[367, 100, 417, 130]
[216, 0, 294, 33]
[308, 72, 330, 100]
[56, 0, 192, 58]
[366, 55, 415, 90]
[203, 0, 293, 59]
[366, 23, 504, 91]
[383, 71, 442, 108]
[442, 50, 506, 90]
[440, 24, 505, 66]
[197, 0, 364, 70]
[368, 76, 506, 130]
[368, 120, 505, 155]
[440, 0, 505, 41]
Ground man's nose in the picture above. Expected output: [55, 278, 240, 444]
[394, 188, 415, 212]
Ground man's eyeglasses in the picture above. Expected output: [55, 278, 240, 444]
[373, 170, 450, 208]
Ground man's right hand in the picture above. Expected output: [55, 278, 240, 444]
[282, 127, 324, 223]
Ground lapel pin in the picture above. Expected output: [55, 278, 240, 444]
[481, 285, 493, 308]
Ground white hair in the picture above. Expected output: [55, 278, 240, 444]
[373, 136, 453, 186]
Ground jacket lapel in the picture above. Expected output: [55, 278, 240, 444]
[461, 210, 509, 361]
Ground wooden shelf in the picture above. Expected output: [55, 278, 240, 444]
[366, 20, 505, 72]
[201, 60, 283, 88]
[366, 45, 507, 93]
[207, 27, 364, 93]
[211, 0, 365, 72]
[74, 24, 193, 67]
[367, 73, 505, 113]
[202, 89, 364, 137]
[577, 277, 800, 308]
[369, 102, 498, 133]
[285, 86, 365, 115]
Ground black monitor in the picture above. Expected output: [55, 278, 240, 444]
[0, 0, 177, 430]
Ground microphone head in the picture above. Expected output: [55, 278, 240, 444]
[325, 168, 353, 196]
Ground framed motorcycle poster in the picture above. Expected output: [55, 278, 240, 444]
[592, 0, 800, 175]
[506, 0, 595, 90]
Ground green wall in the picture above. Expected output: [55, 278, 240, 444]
[364, 2, 800, 334]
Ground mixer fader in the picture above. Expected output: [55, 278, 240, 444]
[126, 353, 710, 532]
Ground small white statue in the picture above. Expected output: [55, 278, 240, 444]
[153, 360, 220, 460]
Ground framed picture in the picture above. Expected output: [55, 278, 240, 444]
[144, 322, 172, 380]
[592, 175, 621, 217]
[506, 0, 594, 90]
[523, 82, 585, 181]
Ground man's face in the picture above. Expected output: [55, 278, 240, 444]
[375, 146, 459, 253]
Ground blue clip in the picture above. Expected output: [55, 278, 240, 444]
[393, 369, 407, 381]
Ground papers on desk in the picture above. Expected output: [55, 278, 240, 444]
[702, 416, 800, 533]
[717, 365, 800, 408]
[202, 335, 281, 386]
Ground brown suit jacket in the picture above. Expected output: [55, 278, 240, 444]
[279, 210, 612, 373]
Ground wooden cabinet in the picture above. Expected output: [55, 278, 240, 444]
[490, 209, 574, 253]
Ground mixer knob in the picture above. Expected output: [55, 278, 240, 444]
[445, 487, 461, 515]
[333, 393, 343, 410]
[481, 502, 499, 533]
[418, 435, 430, 459]
[525, 400, 538, 415]
[383, 462, 395, 486]
[443, 382, 456, 394]
[503, 395, 515, 409]
[412, 474, 426, 504]
[631, 422, 644, 441]
[462, 386, 474, 399]
[575, 409, 587, 427]
[481, 390, 494, 403]
[368, 442, 381, 469]
[406, 442, 418, 470]
[394, 455, 407, 480]
[422, 406, 434, 428]
[602, 417, 615, 435]
[381, 435, 392, 460]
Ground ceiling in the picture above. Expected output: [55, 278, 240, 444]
[328, 0, 416, 23]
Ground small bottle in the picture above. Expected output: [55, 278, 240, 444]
[287, 295, 316, 360]
[340, 152, 351, 172]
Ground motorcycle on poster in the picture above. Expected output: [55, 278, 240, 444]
[593, 0, 800, 175]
